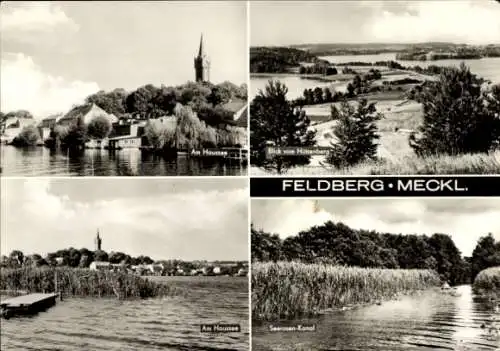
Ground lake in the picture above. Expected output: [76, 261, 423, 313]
[250, 54, 500, 101]
[252, 285, 499, 351]
[0, 146, 247, 176]
[1, 276, 249, 351]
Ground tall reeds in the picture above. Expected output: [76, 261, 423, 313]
[0, 267, 182, 299]
[252, 261, 440, 320]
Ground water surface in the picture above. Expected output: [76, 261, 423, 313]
[250, 55, 500, 102]
[0, 146, 247, 176]
[252, 285, 499, 351]
[1, 276, 249, 351]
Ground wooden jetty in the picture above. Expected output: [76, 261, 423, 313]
[1, 293, 61, 319]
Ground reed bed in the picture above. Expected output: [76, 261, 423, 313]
[252, 261, 440, 320]
[473, 266, 500, 298]
[0, 267, 184, 299]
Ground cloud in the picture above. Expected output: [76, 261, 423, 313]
[0, 53, 99, 117]
[0, 2, 78, 33]
[367, 1, 500, 44]
[252, 198, 500, 257]
[1, 179, 248, 261]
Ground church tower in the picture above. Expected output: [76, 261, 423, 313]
[95, 229, 102, 251]
[194, 34, 210, 82]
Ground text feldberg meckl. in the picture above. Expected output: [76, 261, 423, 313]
[281, 179, 468, 192]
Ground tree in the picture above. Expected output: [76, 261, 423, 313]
[207, 86, 231, 106]
[471, 233, 500, 281]
[4, 110, 34, 119]
[12, 125, 40, 146]
[324, 87, 333, 102]
[94, 250, 109, 262]
[86, 89, 127, 116]
[325, 98, 383, 168]
[9, 250, 24, 265]
[250, 80, 317, 174]
[87, 115, 112, 140]
[409, 63, 500, 156]
[62, 116, 87, 149]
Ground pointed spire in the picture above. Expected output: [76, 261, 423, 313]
[198, 33, 205, 57]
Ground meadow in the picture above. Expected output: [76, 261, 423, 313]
[251, 261, 440, 320]
[0, 267, 183, 299]
[473, 266, 500, 298]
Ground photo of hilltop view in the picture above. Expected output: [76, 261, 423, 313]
[0, 1, 248, 176]
[0, 178, 249, 351]
[251, 198, 500, 350]
[250, 0, 500, 175]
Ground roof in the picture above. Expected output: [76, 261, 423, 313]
[108, 135, 142, 141]
[235, 105, 248, 128]
[92, 261, 111, 266]
[58, 103, 118, 125]
[222, 99, 247, 113]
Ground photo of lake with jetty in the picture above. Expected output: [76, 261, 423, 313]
[251, 198, 500, 350]
[1, 1, 248, 176]
[0, 177, 249, 351]
[249, 0, 500, 175]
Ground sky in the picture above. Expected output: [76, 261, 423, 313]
[1, 178, 249, 261]
[251, 198, 500, 257]
[1, 1, 247, 117]
[250, 0, 500, 46]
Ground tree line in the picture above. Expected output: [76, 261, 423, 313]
[251, 222, 500, 285]
[250, 47, 320, 73]
[1, 80, 247, 131]
[1, 248, 248, 274]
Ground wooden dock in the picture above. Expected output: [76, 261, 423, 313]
[1, 293, 61, 319]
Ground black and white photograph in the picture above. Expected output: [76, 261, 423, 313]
[251, 198, 500, 350]
[250, 0, 500, 175]
[0, 178, 249, 350]
[0, 1, 248, 176]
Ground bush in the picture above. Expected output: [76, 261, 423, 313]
[12, 125, 40, 146]
[87, 115, 112, 140]
[472, 266, 500, 297]
[326, 99, 383, 167]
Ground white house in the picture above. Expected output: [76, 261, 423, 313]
[89, 261, 111, 270]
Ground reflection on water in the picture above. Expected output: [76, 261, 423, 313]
[252, 286, 499, 351]
[0, 146, 247, 176]
[1, 276, 249, 351]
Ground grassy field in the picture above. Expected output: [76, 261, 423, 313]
[252, 261, 440, 320]
[0, 267, 183, 299]
[473, 266, 500, 298]
[251, 150, 500, 175]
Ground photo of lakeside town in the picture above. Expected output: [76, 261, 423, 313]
[0, 2, 248, 176]
[250, 0, 500, 175]
[0, 178, 249, 351]
[251, 198, 500, 351]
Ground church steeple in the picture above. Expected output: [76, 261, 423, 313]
[194, 33, 210, 82]
[95, 229, 102, 251]
[198, 34, 205, 57]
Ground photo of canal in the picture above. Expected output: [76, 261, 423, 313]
[251, 198, 500, 350]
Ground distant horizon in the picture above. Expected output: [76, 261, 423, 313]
[252, 41, 500, 48]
